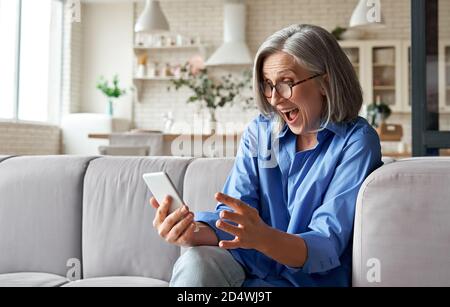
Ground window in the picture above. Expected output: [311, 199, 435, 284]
[0, 0, 19, 119]
[411, 0, 450, 156]
[0, 0, 63, 123]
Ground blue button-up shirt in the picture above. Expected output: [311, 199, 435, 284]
[195, 114, 382, 287]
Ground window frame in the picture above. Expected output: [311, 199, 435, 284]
[411, 0, 450, 156]
[1, 0, 64, 124]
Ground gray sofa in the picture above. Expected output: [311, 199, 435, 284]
[0, 155, 449, 287]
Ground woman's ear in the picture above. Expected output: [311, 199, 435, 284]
[320, 74, 329, 95]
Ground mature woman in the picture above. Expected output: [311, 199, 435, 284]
[150, 24, 382, 287]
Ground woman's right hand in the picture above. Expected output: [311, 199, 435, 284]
[150, 196, 198, 247]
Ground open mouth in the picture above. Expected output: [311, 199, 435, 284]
[281, 108, 300, 124]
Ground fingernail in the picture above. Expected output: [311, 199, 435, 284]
[182, 206, 188, 213]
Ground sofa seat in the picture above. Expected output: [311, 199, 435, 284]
[62, 276, 168, 287]
[0, 272, 69, 287]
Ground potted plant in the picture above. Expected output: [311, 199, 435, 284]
[96, 75, 127, 116]
[331, 26, 347, 41]
[167, 57, 253, 133]
[366, 95, 392, 128]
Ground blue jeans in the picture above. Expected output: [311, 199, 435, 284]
[169, 246, 246, 287]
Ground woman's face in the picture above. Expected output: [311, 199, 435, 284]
[262, 51, 325, 136]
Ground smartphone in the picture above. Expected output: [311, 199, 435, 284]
[143, 172, 184, 214]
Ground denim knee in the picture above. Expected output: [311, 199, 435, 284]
[170, 246, 245, 287]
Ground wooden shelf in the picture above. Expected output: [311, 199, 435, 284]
[88, 133, 242, 143]
[383, 151, 450, 158]
[133, 76, 176, 81]
[441, 149, 450, 156]
[373, 63, 396, 67]
[382, 152, 411, 158]
[374, 86, 396, 90]
[134, 44, 207, 51]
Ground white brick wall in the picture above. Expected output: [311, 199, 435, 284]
[0, 122, 61, 155]
[63, 0, 450, 148]
[132, 0, 422, 133]
[61, 1, 83, 115]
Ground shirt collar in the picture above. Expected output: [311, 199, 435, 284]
[276, 123, 290, 139]
[276, 120, 347, 140]
[321, 121, 347, 138]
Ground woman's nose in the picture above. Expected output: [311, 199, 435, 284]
[269, 89, 283, 107]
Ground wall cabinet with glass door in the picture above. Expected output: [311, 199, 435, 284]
[439, 40, 450, 113]
[339, 41, 370, 116]
[340, 40, 411, 114]
[367, 41, 403, 113]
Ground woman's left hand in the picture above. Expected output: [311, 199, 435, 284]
[214, 192, 270, 250]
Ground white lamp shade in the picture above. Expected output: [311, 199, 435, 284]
[135, 0, 170, 33]
[349, 0, 385, 28]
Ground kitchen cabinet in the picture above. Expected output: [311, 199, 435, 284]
[439, 40, 450, 112]
[340, 40, 403, 113]
[341, 39, 450, 114]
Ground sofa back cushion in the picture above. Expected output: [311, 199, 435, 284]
[0, 156, 11, 162]
[82, 156, 192, 282]
[0, 156, 95, 276]
[183, 158, 235, 213]
[353, 157, 450, 286]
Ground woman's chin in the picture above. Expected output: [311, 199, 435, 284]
[286, 123, 305, 135]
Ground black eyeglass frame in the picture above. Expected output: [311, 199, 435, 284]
[261, 73, 325, 99]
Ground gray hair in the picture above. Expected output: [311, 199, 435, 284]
[253, 24, 363, 133]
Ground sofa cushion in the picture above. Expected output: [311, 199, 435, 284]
[0, 156, 96, 276]
[82, 156, 192, 282]
[381, 156, 395, 164]
[0, 156, 14, 163]
[62, 276, 168, 287]
[353, 157, 450, 286]
[0, 272, 69, 287]
[183, 158, 235, 213]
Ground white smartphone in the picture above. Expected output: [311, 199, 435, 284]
[143, 172, 184, 214]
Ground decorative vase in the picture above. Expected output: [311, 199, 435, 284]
[107, 99, 114, 116]
[206, 108, 217, 135]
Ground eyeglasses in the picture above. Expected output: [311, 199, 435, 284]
[261, 73, 324, 99]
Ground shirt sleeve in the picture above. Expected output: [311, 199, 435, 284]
[194, 118, 261, 242]
[291, 126, 382, 274]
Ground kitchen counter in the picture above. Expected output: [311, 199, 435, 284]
[89, 132, 242, 157]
